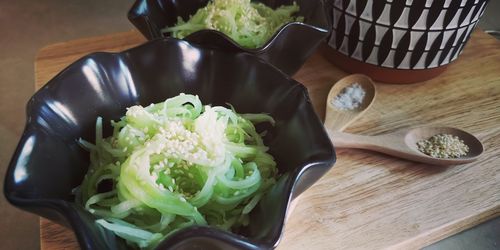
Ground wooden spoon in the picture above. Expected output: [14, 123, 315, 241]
[324, 74, 376, 131]
[285, 75, 376, 220]
[285, 75, 377, 220]
[328, 127, 484, 165]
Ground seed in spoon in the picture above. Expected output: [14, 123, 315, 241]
[416, 134, 470, 158]
[332, 83, 366, 110]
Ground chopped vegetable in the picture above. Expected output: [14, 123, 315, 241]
[77, 94, 278, 249]
[163, 0, 303, 48]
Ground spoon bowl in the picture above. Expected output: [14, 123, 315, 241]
[404, 127, 484, 163]
[329, 126, 483, 166]
[325, 74, 376, 131]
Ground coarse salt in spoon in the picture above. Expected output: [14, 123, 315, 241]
[325, 74, 376, 131]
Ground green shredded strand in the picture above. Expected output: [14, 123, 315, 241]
[77, 93, 277, 249]
[163, 0, 303, 48]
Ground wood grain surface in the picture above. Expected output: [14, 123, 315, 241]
[37, 30, 500, 250]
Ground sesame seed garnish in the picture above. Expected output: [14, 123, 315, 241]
[417, 134, 469, 158]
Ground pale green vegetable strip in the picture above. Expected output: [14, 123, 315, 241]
[163, 0, 303, 48]
[77, 93, 277, 249]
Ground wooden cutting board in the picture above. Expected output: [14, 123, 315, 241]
[36, 30, 500, 250]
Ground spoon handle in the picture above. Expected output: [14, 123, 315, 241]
[327, 130, 417, 159]
[324, 108, 357, 131]
[328, 130, 381, 148]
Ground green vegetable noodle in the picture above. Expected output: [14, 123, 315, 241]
[163, 0, 304, 49]
[76, 94, 278, 249]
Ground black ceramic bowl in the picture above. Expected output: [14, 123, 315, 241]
[4, 39, 335, 249]
[128, 0, 330, 75]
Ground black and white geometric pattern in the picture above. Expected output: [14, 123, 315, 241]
[327, 0, 490, 69]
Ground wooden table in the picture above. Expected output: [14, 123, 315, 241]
[37, 30, 500, 249]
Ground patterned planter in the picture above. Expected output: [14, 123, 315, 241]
[325, 0, 490, 83]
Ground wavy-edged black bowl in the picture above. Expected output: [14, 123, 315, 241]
[4, 38, 335, 250]
[127, 0, 330, 76]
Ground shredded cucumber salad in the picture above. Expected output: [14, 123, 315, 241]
[77, 94, 278, 249]
[163, 0, 303, 49]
